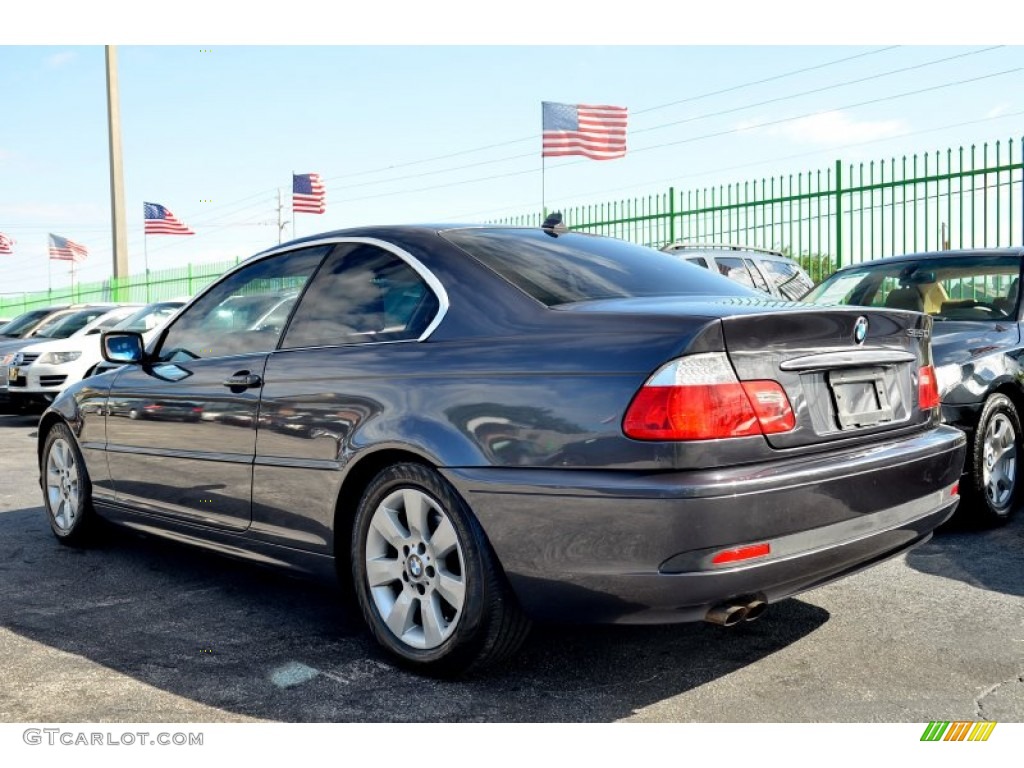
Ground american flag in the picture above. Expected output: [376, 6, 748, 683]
[0, 232, 14, 255]
[144, 202, 195, 235]
[48, 233, 88, 263]
[542, 102, 628, 161]
[293, 173, 326, 214]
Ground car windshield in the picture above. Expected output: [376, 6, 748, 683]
[805, 255, 1022, 321]
[442, 228, 755, 306]
[0, 308, 54, 337]
[32, 309, 111, 338]
[114, 303, 183, 333]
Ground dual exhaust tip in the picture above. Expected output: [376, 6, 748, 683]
[705, 596, 768, 627]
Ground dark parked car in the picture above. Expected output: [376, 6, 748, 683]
[805, 247, 1024, 525]
[38, 225, 965, 675]
[661, 243, 815, 301]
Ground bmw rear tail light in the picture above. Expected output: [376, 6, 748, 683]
[623, 352, 795, 441]
[918, 364, 940, 411]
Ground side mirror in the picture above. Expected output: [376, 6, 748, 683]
[101, 331, 146, 364]
[86, 328, 102, 335]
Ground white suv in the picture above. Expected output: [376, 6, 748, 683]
[661, 243, 815, 301]
[6, 305, 144, 406]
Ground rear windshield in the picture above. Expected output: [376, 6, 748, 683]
[441, 229, 755, 306]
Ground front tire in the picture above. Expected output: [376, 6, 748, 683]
[966, 393, 1021, 525]
[42, 422, 101, 546]
[351, 463, 530, 676]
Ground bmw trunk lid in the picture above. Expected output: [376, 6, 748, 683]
[719, 307, 935, 449]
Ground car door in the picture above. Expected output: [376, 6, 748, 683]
[104, 245, 331, 530]
[249, 240, 444, 552]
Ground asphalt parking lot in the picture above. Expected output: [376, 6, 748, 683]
[0, 409, 1021, 723]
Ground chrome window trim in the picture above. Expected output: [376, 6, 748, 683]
[152, 236, 449, 361]
[228, 236, 450, 346]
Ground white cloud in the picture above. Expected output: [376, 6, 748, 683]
[45, 51, 77, 69]
[986, 102, 1011, 119]
[736, 110, 910, 146]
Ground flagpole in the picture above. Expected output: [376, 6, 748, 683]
[144, 234, 150, 302]
[48, 256, 52, 300]
[541, 103, 546, 220]
[291, 171, 296, 240]
[70, 258, 75, 302]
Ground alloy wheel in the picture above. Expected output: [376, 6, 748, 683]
[982, 412, 1017, 510]
[46, 437, 80, 532]
[364, 487, 466, 650]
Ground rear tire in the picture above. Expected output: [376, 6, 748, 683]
[966, 393, 1021, 525]
[351, 462, 530, 676]
[42, 422, 102, 546]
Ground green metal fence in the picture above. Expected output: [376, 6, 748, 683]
[2, 136, 1022, 318]
[0, 258, 241, 317]
[500, 136, 1024, 283]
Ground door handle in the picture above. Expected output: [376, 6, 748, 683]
[222, 372, 262, 388]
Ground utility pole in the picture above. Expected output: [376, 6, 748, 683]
[276, 188, 290, 245]
[106, 45, 129, 289]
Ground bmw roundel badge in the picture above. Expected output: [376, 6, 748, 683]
[853, 316, 869, 345]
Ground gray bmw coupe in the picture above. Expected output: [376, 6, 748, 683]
[38, 225, 966, 675]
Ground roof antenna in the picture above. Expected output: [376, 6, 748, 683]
[541, 211, 567, 237]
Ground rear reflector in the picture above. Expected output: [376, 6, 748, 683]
[950, 481, 959, 497]
[918, 364, 940, 410]
[711, 542, 771, 566]
[623, 353, 795, 441]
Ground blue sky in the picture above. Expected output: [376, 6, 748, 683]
[1, 10, 1022, 293]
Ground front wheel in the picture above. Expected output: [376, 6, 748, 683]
[966, 393, 1022, 525]
[351, 463, 530, 676]
[42, 422, 102, 546]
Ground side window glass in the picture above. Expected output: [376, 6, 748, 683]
[743, 259, 770, 292]
[282, 243, 441, 349]
[715, 256, 756, 290]
[156, 246, 329, 362]
[686, 257, 709, 269]
[760, 260, 814, 301]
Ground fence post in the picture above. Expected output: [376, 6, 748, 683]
[668, 186, 675, 245]
[834, 159, 843, 269]
[188, 263, 193, 296]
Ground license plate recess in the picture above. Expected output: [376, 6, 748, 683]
[828, 367, 893, 430]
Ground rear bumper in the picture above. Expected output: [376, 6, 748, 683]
[442, 425, 966, 624]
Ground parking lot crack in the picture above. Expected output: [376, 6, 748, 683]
[975, 673, 1024, 719]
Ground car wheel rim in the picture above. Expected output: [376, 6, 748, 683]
[46, 437, 80, 532]
[365, 488, 466, 650]
[982, 413, 1017, 510]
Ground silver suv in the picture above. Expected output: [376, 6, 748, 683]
[661, 243, 814, 301]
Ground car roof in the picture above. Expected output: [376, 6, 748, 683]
[661, 242, 787, 258]
[246, 224, 611, 260]
[831, 247, 1024, 274]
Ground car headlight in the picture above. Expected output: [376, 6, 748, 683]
[0, 353, 14, 365]
[38, 351, 82, 365]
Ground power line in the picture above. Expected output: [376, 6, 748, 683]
[631, 46, 1004, 137]
[324, 47, 1002, 195]
[329, 67, 1022, 205]
[629, 67, 1023, 157]
[317, 46, 901, 186]
[631, 46, 902, 116]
